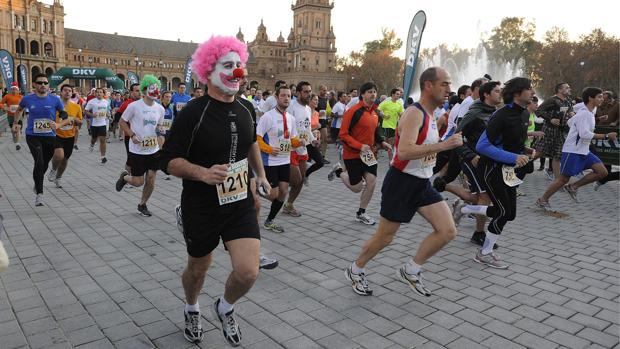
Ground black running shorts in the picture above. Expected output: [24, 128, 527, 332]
[264, 164, 290, 187]
[90, 125, 106, 138]
[128, 152, 159, 177]
[343, 158, 377, 186]
[380, 167, 444, 223]
[55, 136, 75, 159]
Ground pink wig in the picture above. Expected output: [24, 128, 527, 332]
[191, 36, 248, 84]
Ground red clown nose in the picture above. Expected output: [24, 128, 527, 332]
[233, 68, 245, 79]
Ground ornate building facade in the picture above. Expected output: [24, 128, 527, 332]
[1, 0, 345, 92]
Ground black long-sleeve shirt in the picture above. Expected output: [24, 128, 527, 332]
[478, 102, 529, 166]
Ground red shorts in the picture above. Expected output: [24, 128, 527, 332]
[290, 151, 309, 166]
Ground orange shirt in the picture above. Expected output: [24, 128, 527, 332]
[311, 110, 319, 130]
[1, 94, 23, 116]
[339, 101, 379, 160]
[56, 101, 83, 138]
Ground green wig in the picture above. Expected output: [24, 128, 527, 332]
[140, 74, 161, 93]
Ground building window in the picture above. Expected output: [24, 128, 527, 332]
[315, 21, 321, 29]
[44, 42, 53, 57]
[43, 20, 47, 33]
[31, 18, 37, 32]
[30, 40, 40, 56]
[50, 21, 54, 34]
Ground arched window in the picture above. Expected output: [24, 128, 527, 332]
[44, 42, 53, 57]
[30, 40, 40, 56]
[31, 66, 42, 80]
[45, 67, 54, 77]
[171, 77, 182, 89]
[15, 38, 26, 54]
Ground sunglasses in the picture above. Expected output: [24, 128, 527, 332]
[35, 81, 49, 85]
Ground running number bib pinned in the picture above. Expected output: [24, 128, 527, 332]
[278, 139, 291, 157]
[176, 103, 186, 112]
[420, 153, 437, 168]
[502, 165, 523, 187]
[161, 119, 173, 131]
[60, 117, 75, 131]
[360, 149, 377, 166]
[140, 136, 158, 151]
[33, 118, 52, 133]
[217, 159, 249, 205]
[9, 105, 18, 113]
[95, 110, 107, 119]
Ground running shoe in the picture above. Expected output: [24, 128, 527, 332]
[212, 298, 242, 347]
[137, 204, 152, 217]
[73, 144, 79, 151]
[47, 168, 57, 182]
[35, 194, 44, 207]
[89, 144, 94, 153]
[397, 266, 431, 297]
[303, 177, 309, 186]
[344, 266, 373, 296]
[432, 176, 447, 192]
[451, 199, 467, 226]
[101, 157, 107, 164]
[470, 231, 498, 250]
[282, 204, 302, 217]
[264, 220, 285, 233]
[54, 178, 63, 189]
[106, 139, 111, 144]
[259, 255, 279, 270]
[323, 158, 331, 164]
[593, 181, 602, 191]
[544, 169, 554, 181]
[327, 163, 342, 182]
[164, 176, 171, 180]
[355, 213, 376, 225]
[175, 204, 183, 233]
[535, 198, 553, 211]
[183, 310, 204, 344]
[15, 143, 21, 151]
[474, 250, 509, 269]
[115, 170, 129, 192]
[564, 184, 579, 203]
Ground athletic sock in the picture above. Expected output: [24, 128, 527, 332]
[335, 168, 343, 178]
[357, 208, 365, 216]
[481, 231, 499, 255]
[461, 205, 488, 216]
[218, 296, 234, 315]
[267, 199, 284, 221]
[185, 302, 200, 313]
[351, 261, 364, 274]
[405, 259, 421, 275]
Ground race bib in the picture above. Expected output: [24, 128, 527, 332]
[360, 150, 377, 166]
[9, 105, 18, 113]
[161, 119, 173, 131]
[33, 118, 52, 133]
[420, 153, 437, 168]
[140, 136, 158, 151]
[96, 110, 107, 119]
[217, 159, 249, 205]
[502, 165, 523, 187]
[60, 117, 75, 131]
[299, 131, 311, 143]
[278, 139, 291, 157]
[176, 103, 186, 112]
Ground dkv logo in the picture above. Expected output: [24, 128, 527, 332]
[1, 56, 13, 79]
[72, 68, 96, 76]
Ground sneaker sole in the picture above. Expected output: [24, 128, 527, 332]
[473, 256, 509, 269]
[355, 217, 375, 225]
[259, 261, 279, 270]
[211, 301, 242, 347]
[396, 268, 431, 297]
[344, 268, 372, 296]
[183, 330, 203, 344]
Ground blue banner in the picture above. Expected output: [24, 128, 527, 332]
[183, 58, 193, 87]
[17, 64, 27, 94]
[403, 10, 427, 105]
[0, 49, 15, 89]
[127, 71, 139, 85]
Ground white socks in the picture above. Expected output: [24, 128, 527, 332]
[481, 232, 500, 255]
[218, 296, 234, 315]
[185, 302, 199, 313]
[351, 261, 364, 274]
[404, 259, 421, 275]
[0, 240, 9, 272]
[461, 205, 488, 216]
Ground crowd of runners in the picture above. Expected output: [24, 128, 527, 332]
[0, 35, 618, 346]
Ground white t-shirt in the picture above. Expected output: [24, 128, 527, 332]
[346, 97, 359, 111]
[259, 95, 277, 114]
[456, 96, 474, 121]
[256, 108, 298, 166]
[442, 103, 461, 141]
[85, 98, 110, 127]
[562, 107, 596, 155]
[287, 99, 314, 155]
[331, 101, 346, 129]
[121, 99, 165, 155]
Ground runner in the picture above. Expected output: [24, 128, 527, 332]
[13, 73, 68, 206]
[257, 85, 304, 232]
[330, 91, 348, 156]
[115, 75, 165, 217]
[109, 91, 123, 141]
[1, 82, 24, 150]
[117, 83, 141, 172]
[344, 68, 462, 296]
[159, 36, 270, 346]
[536, 87, 616, 208]
[84, 87, 110, 164]
[70, 87, 85, 150]
[458, 77, 535, 269]
[172, 82, 191, 118]
[282, 81, 315, 217]
[47, 84, 83, 188]
[327, 82, 392, 225]
[378, 88, 405, 160]
[304, 93, 324, 180]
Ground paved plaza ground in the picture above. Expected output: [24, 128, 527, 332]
[0, 131, 618, 349]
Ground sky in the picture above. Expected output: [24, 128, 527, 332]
[54, 0, 619, 59]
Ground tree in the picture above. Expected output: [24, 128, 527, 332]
[364, 28, 403, 54]
[485, 17, 536, 67]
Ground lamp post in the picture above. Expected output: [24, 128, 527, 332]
[134, 56, 139, 79]
[15, 25, 24, 90]
[159, 59, 163, 82]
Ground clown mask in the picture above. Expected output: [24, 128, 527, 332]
[209, 51, 242, 96]
[146, 84, 160, 100]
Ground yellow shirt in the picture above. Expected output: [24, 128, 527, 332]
[56, 101, 83, 138]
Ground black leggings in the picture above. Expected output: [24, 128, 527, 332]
[482, 163, 517, 235]
[305, 144, 324, 178]
[26, 136, 56, 194]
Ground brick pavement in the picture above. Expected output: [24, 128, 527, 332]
[0, 132, 618, 349]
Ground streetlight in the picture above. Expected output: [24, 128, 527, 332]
[159, 59, 163, 82]
[134, 56, 139, 78]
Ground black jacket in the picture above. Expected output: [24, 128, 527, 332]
[454, 100, 496, 162]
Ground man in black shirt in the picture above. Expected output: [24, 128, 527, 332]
[160, 36, 270, 346]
